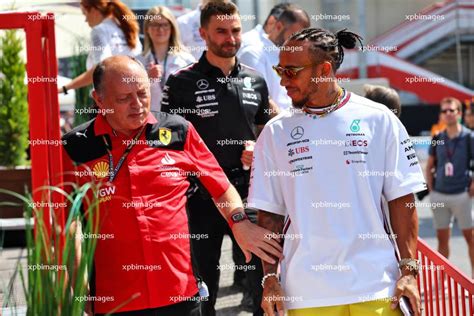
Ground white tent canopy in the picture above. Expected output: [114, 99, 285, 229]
[1, 2, 90, 59]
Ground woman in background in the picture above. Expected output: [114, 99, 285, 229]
[139, 6, 195, 112]
[59, 0, 141, 94]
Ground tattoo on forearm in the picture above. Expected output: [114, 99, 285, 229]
[258, 210, 284, 274]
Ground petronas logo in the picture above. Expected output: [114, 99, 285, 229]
[350, 119, 361, 132]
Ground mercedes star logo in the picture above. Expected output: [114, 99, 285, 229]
[290, 126, 304, 140]
[196, 79, 209, 90]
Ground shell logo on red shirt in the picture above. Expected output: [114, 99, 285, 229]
[93, 161, 109, 179]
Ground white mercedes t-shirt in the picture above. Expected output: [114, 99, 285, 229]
[248, 92, 426, 310]
[86, 18, 142, 70]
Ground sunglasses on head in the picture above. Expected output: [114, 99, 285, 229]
[441, 109, 457, 114]
[272, 64, 317, 79]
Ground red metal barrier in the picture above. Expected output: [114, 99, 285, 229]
[0, 12, 64, 238]
[417, 238, 473, 316]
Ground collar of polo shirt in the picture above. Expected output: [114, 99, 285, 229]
[94, 112, 157, 137]
[197, 51, 242, 78]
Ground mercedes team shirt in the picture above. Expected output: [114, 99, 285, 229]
[248, 92, 426, 309]
[62, 112, 229, 314]
[161, 51, 271, 170]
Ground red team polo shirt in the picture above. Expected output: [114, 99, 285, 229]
[62, 112, 229, 314]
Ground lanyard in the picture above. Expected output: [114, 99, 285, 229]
[102, 124, 146, 182]
[444, 133, 461, 162]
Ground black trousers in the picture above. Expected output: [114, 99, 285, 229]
[187, 187, 263, 316]
[95, 296, 201, 316]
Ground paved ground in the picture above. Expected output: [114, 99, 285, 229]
[1, 203, 471, 316]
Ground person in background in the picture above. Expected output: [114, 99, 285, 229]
[177, 0, 223, 59]
[240, 3, 291, 48]
[364, 84, 401, 118]
[237, 3, 310, 111]
[162, 2, 278, 315]
[138, 6, 195, 112]
[58, 0, 141, 95]
[464, 106, 474, 130]
[425, 97, 474, 279]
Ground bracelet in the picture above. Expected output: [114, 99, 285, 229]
[399, 258, 419, 276]
[62, 86, 68, 95]
[261, 273, 278, 288]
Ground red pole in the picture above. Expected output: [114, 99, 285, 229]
[42, 13, 65, 251]
[24, 12, 52, 237]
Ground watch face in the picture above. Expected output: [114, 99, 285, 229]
[232, 213, 245, 222]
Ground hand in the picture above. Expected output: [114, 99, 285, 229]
[240, 140, 255, 168]
[261, 277, 285, 316]
[469, 181, 474, 197]
[84, 300, 92, 316]
[426, 177, 434, 192]
[231, 220, 283, 264]
[391, 274, 421, 316]
[147, 62, 163, 79]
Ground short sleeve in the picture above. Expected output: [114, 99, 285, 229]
[161, 75, 180, 116]
[247, 126, 286, 215]
[255, 78, 271, 125]
[383, 114, 427, 201]
[184, 123, 230, 198]
[470, 131, 474, 161]
[428, 134, 439, 157]
[238, 49, 265, 76]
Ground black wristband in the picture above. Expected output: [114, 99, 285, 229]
[62, 86, 68, 95]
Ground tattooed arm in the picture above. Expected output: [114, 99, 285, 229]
[258, 210, 285, 316]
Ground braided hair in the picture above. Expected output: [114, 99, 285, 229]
[288, 28, 363, 72]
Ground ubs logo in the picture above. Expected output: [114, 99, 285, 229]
[288, 146, 309, 157]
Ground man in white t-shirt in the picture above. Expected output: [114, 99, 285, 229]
[238, 3, 309, 111]
[248, 28, 426, 316]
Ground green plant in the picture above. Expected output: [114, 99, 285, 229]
[0, 30, 29, 167]
[0, 183, 100, 316]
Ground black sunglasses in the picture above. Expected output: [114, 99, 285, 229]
[441, 109, 458, 114]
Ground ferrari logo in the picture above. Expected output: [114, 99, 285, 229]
[159, 128, 172, 145]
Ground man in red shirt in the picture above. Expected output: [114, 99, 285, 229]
[62, 55, 282, 315]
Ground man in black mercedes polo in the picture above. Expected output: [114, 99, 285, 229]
[161, 2, 279, 316]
